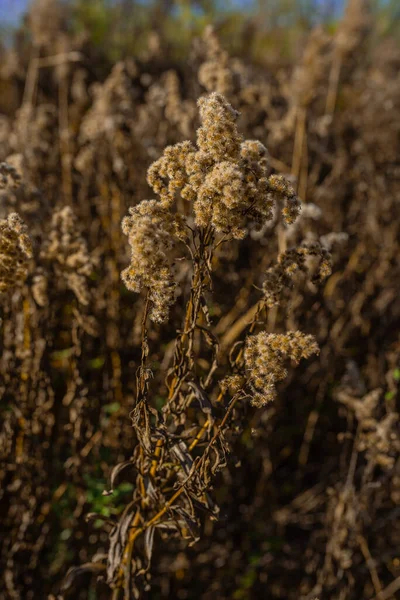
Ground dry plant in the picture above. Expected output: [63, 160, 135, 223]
[0, 3, 399, 599]
[0, 211, 32, 294]
[61, 92, 328, 599]
[326, 0, 371, 116]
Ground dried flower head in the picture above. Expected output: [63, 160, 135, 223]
[337, 387, 400, 471]
[40, 206, 93, 305]
[0, 161, 21, 190]
[245, 331, 319, 406]
[28, 0, 64, 48]
[0, 213, 32, 293]
[196, 92, 242, 161]
[268, 174, 301, 225]
[121, 200, 186, 323]
[163, 70, 196, 138]
[336, 0, 371, 57]
[263, 242, 332, 307]
[147, 92, 300, 239]
[219, 374, 245, 395]
[291, 26, 330, 108]
[198, 26, 236, 96]
[78, 61, 137, 147]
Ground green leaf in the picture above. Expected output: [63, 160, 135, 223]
[94, 519, 104, 530]
[116, 482, 134, 494]
[103, 402, 120, 415]
[89, 356, 105, 369]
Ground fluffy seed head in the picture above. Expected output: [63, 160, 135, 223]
[245, 331, 319, 407]
[0, 213, 32, 293]
[40, 206, 93, 305]
[147, 92, 300, 240]
[263, 242, 332, 307]
[121, 200, 186, 323]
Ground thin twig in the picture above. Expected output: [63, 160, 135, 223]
[372, 576, 400, 600]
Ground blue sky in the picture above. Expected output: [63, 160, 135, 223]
[0, 0, 29, 25]
[0, 0, 347, 26]
[4, 0, 390, 28]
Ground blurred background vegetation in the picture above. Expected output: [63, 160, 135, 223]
[1, 0, 399, 66]
[0, 1, 399, 599]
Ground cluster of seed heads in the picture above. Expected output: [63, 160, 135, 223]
[263, 242, 332, 307]
[121, 200, 186, 323]
[147, 92, 300, 239]
[245, 331, 319, 406]
[0, 213, 32, 294]
[40, 206, 93, 305]
[198, 26, 236, 96]
[0, 162, 22, 190]
[291, 26, 330, 108]
[29, 0, 64, 48]
[123, 92, 301, 321]
[336, 0, 371, 57]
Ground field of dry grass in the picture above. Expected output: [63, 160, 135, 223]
[0, 1, 399, 599]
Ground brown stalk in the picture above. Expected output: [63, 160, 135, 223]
[115, 388, 241, 594]
[58, 77, 72, 203]
[113, 229, 215, 592]
[357, 534, 384, 600]
[145, 393, 240, 531]
[325, 53, 343, 116]
[292, 106, 307, 190]
[220, 301, 261, 352]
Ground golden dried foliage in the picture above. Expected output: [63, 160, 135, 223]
[0, 213, 32, 293]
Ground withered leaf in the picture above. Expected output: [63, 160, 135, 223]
[130, 401, 152, 452]
[106, 460, 135, 494]
[172, 506, 200, 543]
[155, 520, 180, 533]
[107, 501, 137, 583]
[210, 442, 227, 475]
[61, 563, 106, 594]
[187, 379, 214, 417]
[144, 526, 155, 565]
[191, 496, 218, 517]
[197, 324, 219, 351]
[85, 513, 115, 529]
[229, 340, 244, 368]
[171, 440, 194, 476]
[144, 476, 159, 503]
